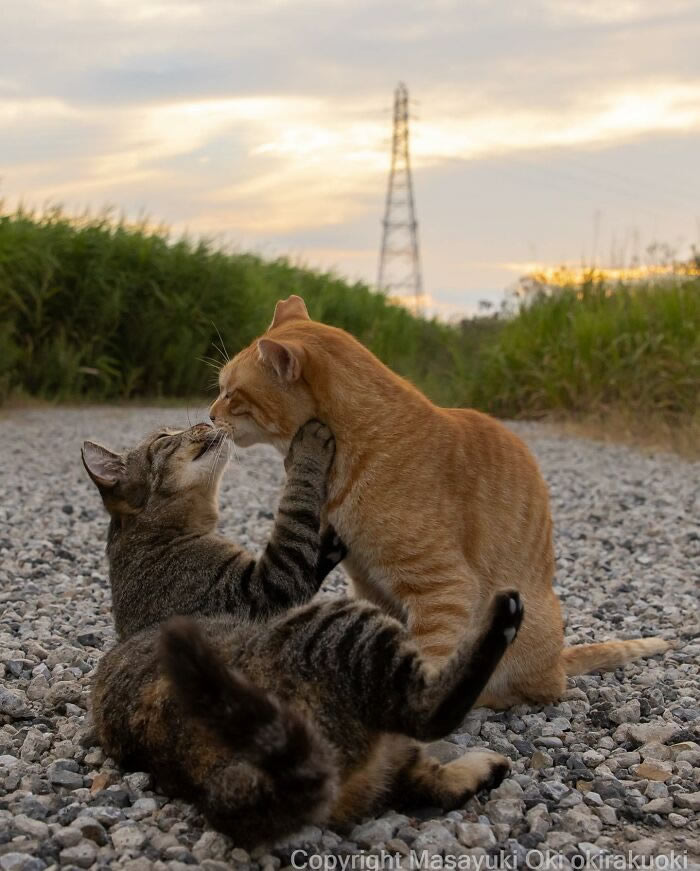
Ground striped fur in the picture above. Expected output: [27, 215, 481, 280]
[92, 592, 522, 846]
[85, 420, 521, 846]
[82, 420, 344, 639]
[209, 295, 672, 708]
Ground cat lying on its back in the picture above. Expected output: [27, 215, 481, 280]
[83, 420, 524, 847]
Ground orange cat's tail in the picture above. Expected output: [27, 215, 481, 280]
[562, 637, 670, 676]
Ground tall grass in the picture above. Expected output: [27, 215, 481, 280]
[2, 209, 698, 448]
[0, 209, 470, 406]
[470, 279, 700, 420]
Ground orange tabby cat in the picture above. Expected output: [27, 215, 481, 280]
[210, 296, 669, 708]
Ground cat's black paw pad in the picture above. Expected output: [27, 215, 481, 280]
[492, 591, 524, 645]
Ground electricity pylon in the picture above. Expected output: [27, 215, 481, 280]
[377, 82, 424, 315]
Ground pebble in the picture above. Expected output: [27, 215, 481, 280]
[111, 824, 148, 851]
[530, 750, 553, 769]
[52, 828, 82, 849]
[58, 843, 97, 868]
[0, 409, 696, 867]
[456, 822, 496, 848]
[626, 722, 680, 745]
[0, 855, 45, 871]
[12, 814, 50, 839]
[72, 815, 108, 845]
[634, 759, 674, 782]
[0, 687, 31, 718]
[628, 838, 659, 856]
[485, 798, 524, 825]
[642, 797, 673, 814]
[608, 699, 641, 725]
[675, 791, 700, 811]
[561, 807, 603, 839]
[349, 818, 396, 847]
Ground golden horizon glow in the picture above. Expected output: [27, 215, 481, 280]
[523, 262, 700, 289]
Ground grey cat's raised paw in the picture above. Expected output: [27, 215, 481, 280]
[285, 419, 335, 473]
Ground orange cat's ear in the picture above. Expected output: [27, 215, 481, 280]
[257, 338, 304, 382]
[269, 295, 310, 330]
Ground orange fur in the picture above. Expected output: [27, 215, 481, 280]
[210, 297, 670, 707]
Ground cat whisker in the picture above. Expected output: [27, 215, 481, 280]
[229, 438, 242, 469]
[197, 355, 223, 371]
[205, 436, 221, 489]
[205, 427, 232, 488]
[211, 322, 230, 363]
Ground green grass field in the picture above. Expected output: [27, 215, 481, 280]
[2, 209, 698, 453]
[0, 209, 469, 406]
[469, 279, 699, 418]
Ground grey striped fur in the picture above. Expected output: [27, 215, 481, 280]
[84, 420, 521, 847]
[82, 420, 344, 638]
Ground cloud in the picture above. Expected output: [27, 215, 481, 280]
[2, 0, 700, 314]
[538, 0, 697, 24]
[9, 76, 698, 232]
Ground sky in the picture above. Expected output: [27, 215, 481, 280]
[3, 0, 700, 318]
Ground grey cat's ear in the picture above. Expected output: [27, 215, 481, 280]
[81, 441, 125, 490]
[257, 338, 304, 382]
[269, 295, 310, 330]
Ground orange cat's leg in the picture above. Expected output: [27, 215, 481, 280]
[396, 572, 567, 709]
[346, 565, 467, 663]
[349, 564, 567, 709]
[476, 664, 566, 710]
[394, 571, 480, 666]
[348, 573, 401, 616]
[477, 590, 566, 708]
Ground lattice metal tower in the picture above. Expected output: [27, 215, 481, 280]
[377, 82, 424, 314]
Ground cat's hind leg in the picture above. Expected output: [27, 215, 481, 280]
[399, 590, 525, 741]
[476, 589, 567, 709]
[342, 590, 523, 741]
[391, 744, 509, 811]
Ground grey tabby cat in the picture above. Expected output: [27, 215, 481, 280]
[83, 420, 524, 848]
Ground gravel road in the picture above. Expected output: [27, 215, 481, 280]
[1, 406, 698, 871]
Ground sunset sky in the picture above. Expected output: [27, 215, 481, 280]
[3, 0, 700, 316]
